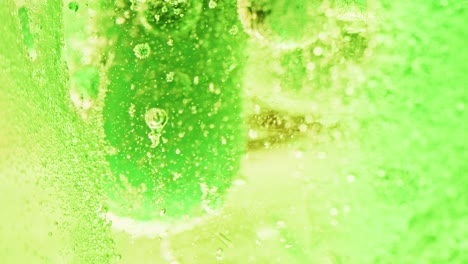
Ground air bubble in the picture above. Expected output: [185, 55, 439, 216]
[346, 174, 356, 183]
[248, 129, 258, 139]
[313, 47, 323, 56]
[159, 208, 166, 216]
[115, 17, 126, 25]
[377, 169, 386, 178]
[329, 208, 338, 216]
[215, 248, 224, 260]
[133, 43, 151, 59]
[166, 72, 175, 82]
[209, 0, 217, 9]
[136, 0, 203, 36]
[229, 25, 239, 35]
[145, 108, 169, 148]
[145, 108, 169, 130]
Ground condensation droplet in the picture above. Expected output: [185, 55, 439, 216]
[133, 43, 151, 59]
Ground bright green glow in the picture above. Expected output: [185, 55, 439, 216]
[1, 0, 467, 263]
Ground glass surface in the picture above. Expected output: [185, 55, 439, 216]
[1, 0, 467, 263]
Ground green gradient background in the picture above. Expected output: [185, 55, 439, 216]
[1, 0, 467, 263]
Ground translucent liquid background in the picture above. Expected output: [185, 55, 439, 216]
[0, 1, 467, 263]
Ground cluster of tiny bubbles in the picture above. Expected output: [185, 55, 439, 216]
[238, 0, 373, 52]
[133, 43, 151, 59]
[135, 0, 203, 36]
[145, 107, 169, 148]
[237, 0, 323, 50]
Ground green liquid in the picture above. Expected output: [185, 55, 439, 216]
[1, 1, 467, 263]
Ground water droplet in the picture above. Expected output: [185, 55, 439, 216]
[133, 43, 151, 59]
[346, 174, 356, 183]
[215, 248, 224, 260]
[329, 208, 338, 216]
[68, 1, 79, 12]
[145, 108, 169, 130]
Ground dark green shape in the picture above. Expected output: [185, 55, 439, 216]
[17, 6, 35, 58]
[71, 66, 100, 99]
[68, 1, 79, 12]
